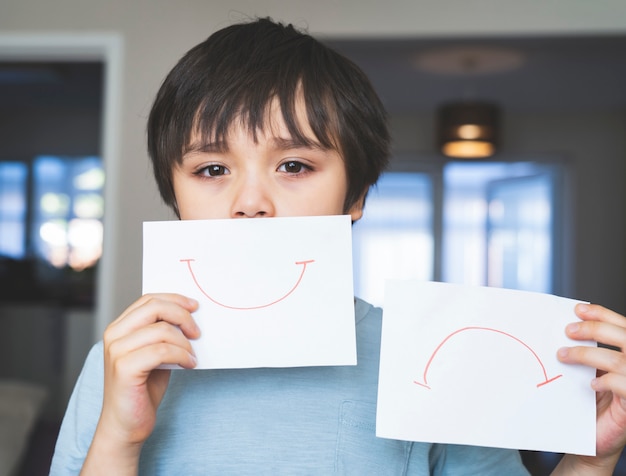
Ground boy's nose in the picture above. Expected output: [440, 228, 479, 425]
[231, 176, 275, 218]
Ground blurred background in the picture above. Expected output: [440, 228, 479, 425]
[0, 1, 625, 474]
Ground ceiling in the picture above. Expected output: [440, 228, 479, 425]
[325, 34, 626, 115]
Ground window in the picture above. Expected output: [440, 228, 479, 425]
[0, 156, 104, 306]
[353, 162, 563, 306]
[32, 155, 104, 270]
[0, 162, 28, 258]
[352, 172, 434, 306]
[442, 162, 559, 293]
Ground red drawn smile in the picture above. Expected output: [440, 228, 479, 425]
[180, 258, 315, 310]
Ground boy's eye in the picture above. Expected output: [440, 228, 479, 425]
[278, 160, 307, 174]
[198, 164, 229, 177]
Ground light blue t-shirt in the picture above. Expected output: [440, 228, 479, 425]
[50, 299, 529, 475]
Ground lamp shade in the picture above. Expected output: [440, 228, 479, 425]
[437, 102, 499, 158]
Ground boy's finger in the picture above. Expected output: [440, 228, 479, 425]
[114, 293, 198, 322]
[113, 344, 198, 380]
[575, 303, 626, 328]
[106, 296, 200, 341]
[558, 345, 626, 377]
[107, 320, 196, 361]
[565, 318, 626, 350]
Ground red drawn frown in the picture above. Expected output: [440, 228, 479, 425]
[413, 326, 563, 389]
[180, 258, 315, 310]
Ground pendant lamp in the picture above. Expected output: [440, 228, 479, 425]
[437, 102, 499, 158]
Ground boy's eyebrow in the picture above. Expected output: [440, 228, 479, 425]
[185, 140, 228, 155]
[184, 136, 329, 156]
[270, 136, 327, 151]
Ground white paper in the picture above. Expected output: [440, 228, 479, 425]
[377, 280, 596, 456]
[143, 215, 356, 369]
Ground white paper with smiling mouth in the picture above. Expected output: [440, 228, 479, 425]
[143, 215, 356, 369]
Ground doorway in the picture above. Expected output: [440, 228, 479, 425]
[0, 33, 122, 476]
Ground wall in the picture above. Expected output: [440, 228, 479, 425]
[1, 0, 625, 345]
[0, 109, 100, 157]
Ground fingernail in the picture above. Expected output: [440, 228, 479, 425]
[566, 322, 580, 333]
[188, 298, 199, 307]
[557, 347, 569, 358]
[576, 303, 590, 313]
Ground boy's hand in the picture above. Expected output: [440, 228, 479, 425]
[555, 303, 626, 474]
[83, 294, 200, 474]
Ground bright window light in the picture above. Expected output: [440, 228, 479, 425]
[352, 172, 434, 307]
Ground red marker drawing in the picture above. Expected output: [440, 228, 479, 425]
[180, 258, 315, 310]
[413, 326, 563, 389]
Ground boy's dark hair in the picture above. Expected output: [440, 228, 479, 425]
[147, 17, 390, 216]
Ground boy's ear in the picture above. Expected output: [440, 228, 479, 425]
[347, 193, 366, 223]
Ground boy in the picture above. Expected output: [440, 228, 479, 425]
[51, 17, 626, 475]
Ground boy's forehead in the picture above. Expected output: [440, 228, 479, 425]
[189, 94, 331, 151]
[260, 94, 318, 140]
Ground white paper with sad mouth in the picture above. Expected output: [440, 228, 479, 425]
[142, 215, 356, 369]
[376, 280, 597, 456]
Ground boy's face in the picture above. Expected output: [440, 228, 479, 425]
[172, 99, 364, 221]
